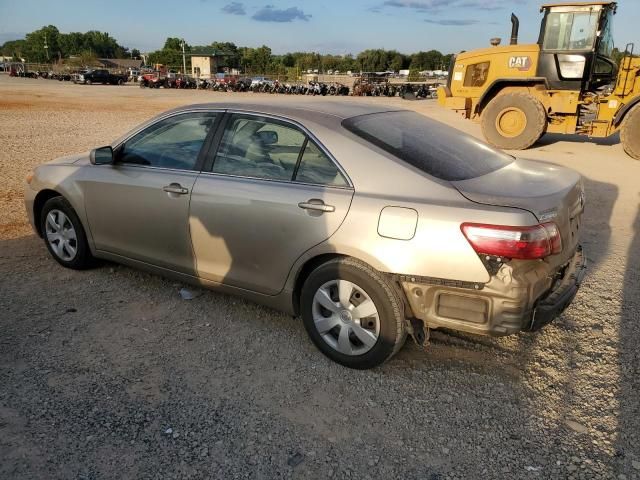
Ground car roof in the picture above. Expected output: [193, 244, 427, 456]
[165, 101, 406, 126]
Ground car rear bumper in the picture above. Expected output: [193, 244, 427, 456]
[400, 245, 586, 336]
[527, 245, 587, 331]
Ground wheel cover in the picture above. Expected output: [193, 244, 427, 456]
[496, 107, 528, 138]
[312, 280, 380, 356]
[45, 209, 78, 261]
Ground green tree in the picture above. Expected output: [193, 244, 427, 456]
[163, 37, 186, 51]
[357, 49, 389, 72]
[442, 53, 454, 70]
[0, 39, 26, 60]
[410, 50, 444, 71]
[2, 26, 458, 73]
[281, 53, 296, 68]
[388, 51, 408, 71]
[148, 37, 192, 68]
[210, 41, 238, 51]
[337, 54, 358, 72]
[58, 32, 84, 56]
[209, 42, 240, 68]
[243, 45, 271, 74]
[23, 25, 61, 62]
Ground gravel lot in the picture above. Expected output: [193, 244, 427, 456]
[1, 75, 639, 479]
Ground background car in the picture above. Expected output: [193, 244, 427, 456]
[24, 101, 586, 369]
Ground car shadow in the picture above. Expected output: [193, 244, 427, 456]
[615, 197, 639, 472]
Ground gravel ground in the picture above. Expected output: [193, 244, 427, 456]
[1, 75, 639, 479]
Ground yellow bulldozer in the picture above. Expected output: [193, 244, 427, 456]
[437, 1, 640, 159]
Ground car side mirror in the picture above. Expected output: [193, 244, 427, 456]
[256, 130, 278, 145]
[90, 146, 114, 165]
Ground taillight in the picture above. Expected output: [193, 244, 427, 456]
[541, 222, 562, 255]
[461, 222, 562, 260]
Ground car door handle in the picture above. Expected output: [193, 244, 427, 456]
[163, 183, 189, 195]
[298, 200, 335, 213]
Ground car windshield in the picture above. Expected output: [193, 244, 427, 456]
[342, 111, 514, 181]
[543, 10, 599, 51]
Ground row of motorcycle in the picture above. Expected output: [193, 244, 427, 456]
[9, 70, 75, 81]
[139, 76, 352, 96]
[13, 69, 438, 99]
[352, 82, 437, 98]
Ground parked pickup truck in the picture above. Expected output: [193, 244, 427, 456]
[74, 69, 128, 85]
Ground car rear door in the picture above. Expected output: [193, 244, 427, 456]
[82, 110, 221, 274]
[189, 112, 354, 295]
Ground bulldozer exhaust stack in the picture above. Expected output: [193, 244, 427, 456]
[510, 13, 519, 45]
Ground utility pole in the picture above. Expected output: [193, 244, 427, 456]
[44, 32, 49, 61]
[181, 39, 187, 74]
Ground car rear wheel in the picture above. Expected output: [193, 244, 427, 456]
[481, 92, 547, 150]
[301, 258, 406, 369]
[41, 196, 95, 269]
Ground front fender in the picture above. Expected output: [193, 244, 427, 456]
[613, 95, 640, 126]
[28, 165, 95, 251]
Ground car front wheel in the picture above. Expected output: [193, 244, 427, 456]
[40, 196, 95, 269]
[301, 258, 406, 369]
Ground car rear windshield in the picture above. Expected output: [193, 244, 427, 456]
[342, 111, 514, 181]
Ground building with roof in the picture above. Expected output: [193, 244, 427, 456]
[97, 58, 144, 70]
[189, 51, 234, 79]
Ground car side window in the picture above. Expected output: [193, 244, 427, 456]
[212, 114, 306, 181]
[119, 112, 217, 170]
[295, 140, 348, 187]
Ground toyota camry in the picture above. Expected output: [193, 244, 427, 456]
[25, 101, 586, 369]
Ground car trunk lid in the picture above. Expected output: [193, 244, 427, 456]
[452, 159, 584, 267]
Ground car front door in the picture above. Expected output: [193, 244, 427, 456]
[95, 70, 108, 83]
[82, 111, 220, 274]
[189, 113, 354, 295]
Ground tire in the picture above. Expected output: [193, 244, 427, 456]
[85, 80, 92, 85]
[117, 78, 124, 86]
[300, 258, 406, 369]
[481, 91, 547, 150]
[620, 103, 640, 160]
[40, 196, 95, 270]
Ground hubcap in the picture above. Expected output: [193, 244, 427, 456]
[312, 280, 380, 356]
[45, 209, 78, 261]
[496, 107, 527, 138]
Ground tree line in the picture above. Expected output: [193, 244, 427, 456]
[0, 26, 135, 63]
[150, 39, 454, 74]
[1, 25, 453, 74]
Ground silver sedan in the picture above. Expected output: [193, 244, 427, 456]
[25, 101, 586, 369]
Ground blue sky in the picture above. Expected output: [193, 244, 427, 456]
[0, 0, 638, 54]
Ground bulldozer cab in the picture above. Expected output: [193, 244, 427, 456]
[537, 2, 618, 91]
